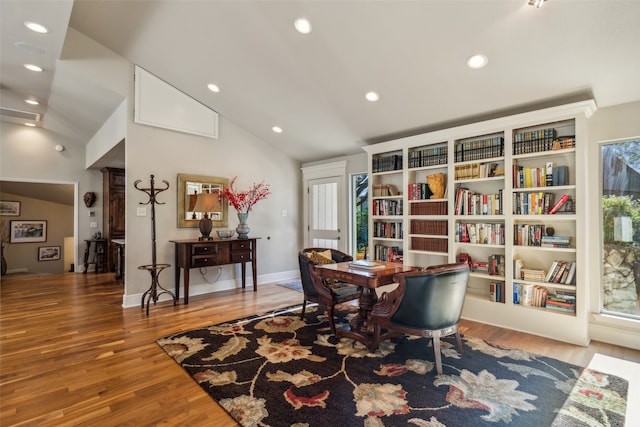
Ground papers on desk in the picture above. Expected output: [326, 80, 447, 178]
[348, 260, 386, 270]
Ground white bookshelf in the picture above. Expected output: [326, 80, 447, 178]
[363, 100, 597, 345]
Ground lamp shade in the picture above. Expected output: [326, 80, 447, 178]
[193, 190, 221, 240]
[193, 190, 221, 214]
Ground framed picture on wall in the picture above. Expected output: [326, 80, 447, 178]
[38, 246, 61, 261]
[0, 201, 20, 216]
[10, 220, 47, 243]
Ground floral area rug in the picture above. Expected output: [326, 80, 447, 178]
[157, 304, 628, 427]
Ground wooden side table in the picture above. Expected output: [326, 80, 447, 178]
[83, 239, 107, 274]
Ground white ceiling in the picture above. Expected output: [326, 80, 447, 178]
[1, 0, 640, 170]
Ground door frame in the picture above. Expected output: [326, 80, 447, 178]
[301, 161, 347, 252]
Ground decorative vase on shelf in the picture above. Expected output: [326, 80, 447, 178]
[236, 212, 250, 239]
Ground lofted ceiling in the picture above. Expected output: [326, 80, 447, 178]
[1, 0, 640, 171]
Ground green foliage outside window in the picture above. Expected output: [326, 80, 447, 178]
[602, 195, 640, 245]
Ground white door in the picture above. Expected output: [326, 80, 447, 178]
[308, 176, 343, 250]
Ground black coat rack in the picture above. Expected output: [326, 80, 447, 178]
[134, 174, 176, 315]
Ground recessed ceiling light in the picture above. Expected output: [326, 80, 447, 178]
[24, 21, 49, 34]
[25, 123, 36, 127]
[207, 83, 220, 93]
[25, 99, 40, 105]
[24, 64, 43, 72]
[272, 126, 283, 133]
[365, 91, 380, 102]
[294, 18, 312, 34]
[467, 54, 488, 69]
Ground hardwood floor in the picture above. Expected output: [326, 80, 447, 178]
[1, 273, 639, 426]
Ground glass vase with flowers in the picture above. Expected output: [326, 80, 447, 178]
[223, 177, 271, 238]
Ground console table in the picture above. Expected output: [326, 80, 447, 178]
[170, 238, 258, 304]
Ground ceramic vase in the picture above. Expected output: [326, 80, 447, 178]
[236, 212, 250, 239]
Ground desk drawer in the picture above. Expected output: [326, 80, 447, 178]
[192, 243, 217, 255]
[231, 251, 252, 262]
[231, 241, 252, 251]
[192, 255, 218, 267]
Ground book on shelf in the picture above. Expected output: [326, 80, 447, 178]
[545, 162, 553, 186]
[552, 166, 569, 186]
[549, 194, 572, 214]
[349, 260, 386, 269]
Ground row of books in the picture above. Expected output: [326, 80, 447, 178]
[545, 260, 576, 284]
[372, 184, 399, 197]
[454, 162, 503, 180]
[454, 187, 504, 215]
[545, 291, 576, 313]
[373, 221, 403, 239]
[407, 183, 435, 200]
[513, 128, 557, 155]
[489, 281, 506, 303]
[411, 236, 448, 253]
[454, 136, 504, 162]
[455, 222, 505, 245]
[513, 134, 576, 155]
[373, 199, 402, 216]
[512, 258, 576, 285]
[409, 200, 448, 215]
[541, 235, 571, 248]
[408, 145, 448, 168]
[513, 283, 548, 307]
[410, 219, 447, 236]
[513, 224, 545, 246]
[373, 245, 403, 263]
[513, 192, 572, 215]
[512, 164, 569, 188]
[372, 154, 403, 173]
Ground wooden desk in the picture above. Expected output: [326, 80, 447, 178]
[315, 261, 419, 347]
[112, 239, 125, 280]
[170, 238, 258, 304]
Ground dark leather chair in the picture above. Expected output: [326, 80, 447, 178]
[369, 263, 469, 374]
[298, 248, 362, 333]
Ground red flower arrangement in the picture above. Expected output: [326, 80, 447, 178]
[223, 176, 271, 213]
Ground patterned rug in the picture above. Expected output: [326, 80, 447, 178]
[276, 279, 303, 293]
[157, 305, 628, 427]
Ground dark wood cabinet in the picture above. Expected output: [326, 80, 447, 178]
[171, 238, 258, 304]
[102, 167, 125, 272]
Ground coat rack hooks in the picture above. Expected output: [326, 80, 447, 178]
[134, 174, 176, 315]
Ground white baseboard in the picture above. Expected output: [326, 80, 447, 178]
[121, 269, 300, 308]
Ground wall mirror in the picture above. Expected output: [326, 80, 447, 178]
[177, 174, 229, 228]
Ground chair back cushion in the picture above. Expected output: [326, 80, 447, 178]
[391, 267, 469, 330]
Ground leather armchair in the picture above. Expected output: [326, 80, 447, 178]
[369, 263, 469, 374]
[298, 248, 362, 333]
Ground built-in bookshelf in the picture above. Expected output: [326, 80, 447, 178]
[363, 100, 596, 345]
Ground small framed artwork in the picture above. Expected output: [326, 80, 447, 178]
[0, 201, 20, 216]
[10, 220, 47, 243]
[38, 246, 61, 261]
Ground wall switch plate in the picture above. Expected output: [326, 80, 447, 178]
[282, 210, 287, 217]
[137, 207, 147, 217]
[90, 222, 98, 228]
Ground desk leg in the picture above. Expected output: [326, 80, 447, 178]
[336, 287, 380, 348]
[183, 268, 190, 304]
[83, 241, 90, 274]
[174, 250, 180, 301]
[241, 262, 246, 289]
[251, 261, 257, 292]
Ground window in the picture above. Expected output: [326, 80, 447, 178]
[600, 138, 640, 319]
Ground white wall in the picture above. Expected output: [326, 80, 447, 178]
[0, 122, 103, 268]
[122, 63, 302, 306]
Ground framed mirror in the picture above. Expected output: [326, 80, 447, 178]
[177, 174, 229, 228]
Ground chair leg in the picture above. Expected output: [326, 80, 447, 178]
[300, 300, 307, 320]
[326, 304, 336, 334]
[455, 330, 463, 355]
[432, 332, 443, 375]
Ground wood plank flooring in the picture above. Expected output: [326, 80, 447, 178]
[1, 273, 639, 426]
